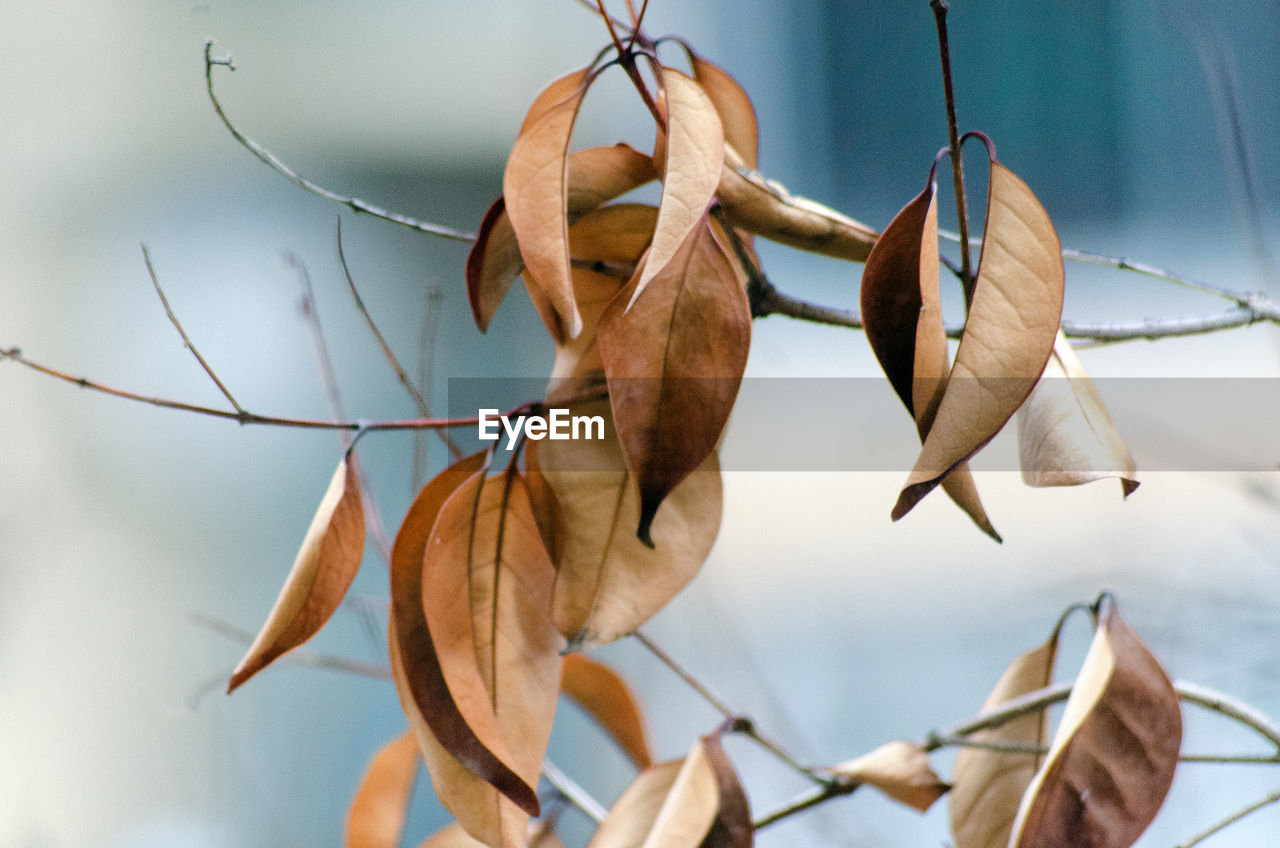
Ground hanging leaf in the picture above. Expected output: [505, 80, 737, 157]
[561, 653, 653, 769]
[700, 733, 753, 848]
[627, 67, 724, 310]
[530, 398, 722, 648]
[831, 741, 949, 813]
[893, 146, 1064, 522]
[598, 216, 749, 545]
[228, 454, 365, 692]
[860, 172, 999, 540]
[1009, 599, 1181, 848]
[587, 740, 721, 848]
[1017, 330, 1138, 496]
[950, 629, 1062, 848]
[346, 731, 420, 848]
[503, 67, 594, 339]
[683, 48, 759, 169]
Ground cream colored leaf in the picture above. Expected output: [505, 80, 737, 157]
[1017, 330, 1138, 496]
[587, 742, 720, 848]
[345, 731, 420, 848]
[832, 741, 948, 813]
[561, 653, 653, 769]
[228, 455, 365, 691]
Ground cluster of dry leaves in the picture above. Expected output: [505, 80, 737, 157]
[221, 8, 1176, 846]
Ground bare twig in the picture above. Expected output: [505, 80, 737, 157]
[1176, 787, 1280, 848]
[931, 0, 975, 304]
[541, 759, 608, 825]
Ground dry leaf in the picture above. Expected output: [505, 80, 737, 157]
[346, 731, 420, 848]
[561, 653, 653, 769]
[893, 156, 1064, 521]
[228, 455, 365, 691]
[598, 216, 749, 544]
[832, 741, 948, 813]
[1017, 330, 1139, 496]
[860, 174, 999, 540]
[418, 821, 565, 848]
[700, 733, 753, 848]
[1009, 600, 1181, 848]
[587, 741, 721, 848]
[627, 67, 724, 310]
[684, 48, 759, 169]
[949, 631, 1061, 848]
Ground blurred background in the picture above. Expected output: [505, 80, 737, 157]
[1, 1, 1278, 846]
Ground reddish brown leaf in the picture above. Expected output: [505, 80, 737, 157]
[1009, 600, 1181, 848]
[598, 216, 749, 544]
[228, 455, 365, 692]
[860, 174, 998, 540]
[587, 741, 721, 848]
[561, 653, 653, 769]
[345, 731, 420, 848]
[700, 733, 753, 848]
[893, 154, 1064, 522]
[684, 48, 759, 169]
[832, 741, 949, 813]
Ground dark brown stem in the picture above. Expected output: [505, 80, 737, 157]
[931, 0, 975, 306]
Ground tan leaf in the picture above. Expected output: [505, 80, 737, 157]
[1017, 330, 1139, 496]
[684, 48, 759, 169]
[860, 174, 999, 540]
[627, 67, 724, 310]
[422, 470, 564, 827]
[531, 398, 722, 648]
[345, 731, 420, 848]
[949, 629, 1062, 848]
[388, 452, 543, 832]
[228, 455, 365, 691]
[700, 733, 753, 848]
[893, 156, 1064, 521]
[715, 145, 877, 262]
[832, 741, 948, 813]
[561, 653, 653, 769]
[503, 68, 594, 339]
[1009, 600, 1181, 848]
[598, 216, 749, 544]
[417, 821, 566, 848]
[587, 741, 721, 848]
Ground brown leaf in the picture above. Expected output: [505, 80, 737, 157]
[832, 741, 949, 813]
[949, 629, 1062, 848]
[1017, 330, 1139, 496]
[587, 741, 721, 848]
[228, 455, 365, 692]
[860, 175, 999, 540]
[700, 733, 753, 848]
[893, 156, 1064, 522]
[598, 216, 749, 544]
[627, 67, 724, 310]
[1009, 600, 1181, 848]
[503, 68, 594, 339]
[388, 452, 543, 832]
[346, 731, 420, 848]
[417, 821, 566, 848]
[422, 470, 564, 829]
[531, 398, 722, 648]
[715, 144, 877, 262]
[561, 653, 653, 769]
[684, 48, 759, 169]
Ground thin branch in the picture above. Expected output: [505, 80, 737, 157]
[191, 612, 393, 683]
[931, 0, 975, 303]
[541, 759, 608, 825]
[753, 776, 861, 830]
[1175, 787, 1280, 848]
[203, 41, 475, 243]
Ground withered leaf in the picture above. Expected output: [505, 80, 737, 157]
[345, 731, 420, 848]
[587, 740, 721, 848]
[417, 821, 566, 848]
[1009, 600, 1181, 848]
[700, 733, 753, 848]
[684, 48, 759, 169]
[832, 741, 949, 813]
[859, 174, 998, 540]
[598, 216, 749, 544]
[228, 454, 365, 692]
[1017, 330, 1139, 496]
[627, 67, 724, 310]
[561, 652, 653, 769]
[950, 630, 1061, 848]
[893, 156, 1064, 522]
[503, 67, 594, 339]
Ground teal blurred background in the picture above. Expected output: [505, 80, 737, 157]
[1, 1, 1278, 846]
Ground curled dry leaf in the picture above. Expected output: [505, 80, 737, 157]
[949, 629, 1061, 848]
[228, 455, 365, 692]
[598, 216, 749, 545]
[345, 731, 420, 848]
[587, 740, 721, 848]
[1017, 330, 1139, 496]
[683, 48, 759, 169]
[893, 156, 1064, 522]
[700, 733, 753, 848]
[561, 652, 653, 769]
[627, 67, 724, 310]
[859, 174, 998, 541]
[1009, 600, 1181, 848]
[832, 741, 949, 813]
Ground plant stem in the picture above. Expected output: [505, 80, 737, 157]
[1176, 787, 1280, 848]
[931, 0, 975, 306]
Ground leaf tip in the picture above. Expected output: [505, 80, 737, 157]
[1121, 478, 1140, 498]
